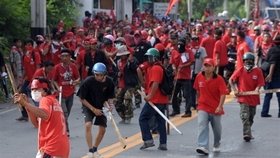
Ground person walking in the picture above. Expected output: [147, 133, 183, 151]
[77, 63, 115, 158]
[52, 48, 80, 135]
[261, 35, 280, 118]
[193, 58, 228, 155]
[138, 48, 169, 151]
[115, 46, 139, 124]
[14, 78, 70, 158]
[229, 52, 265, 142]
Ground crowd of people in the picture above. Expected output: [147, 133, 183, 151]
[6, 9, 280, 158]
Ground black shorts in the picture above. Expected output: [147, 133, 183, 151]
[83, 107, 107, 127]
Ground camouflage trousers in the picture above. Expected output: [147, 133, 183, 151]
[115, 88, 134, 120]
[133, 85, 142, 107]
[240, 103, 256, 137]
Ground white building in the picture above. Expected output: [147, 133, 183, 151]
[76, 0, 134, 26]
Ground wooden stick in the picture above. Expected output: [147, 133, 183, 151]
[5, 64, 22, 110]
[104, 102, 127, 149]
[137, 90, 183, 135]
[5, 64, 17, 94]
[238, 88, 280, 96]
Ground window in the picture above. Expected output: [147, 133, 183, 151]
[93, 0, 98, 9]
[100, 0, 114, 9]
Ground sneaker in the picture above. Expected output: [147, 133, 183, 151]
[181, 113, 192, 118]
[243, 135, 251, 142]
[213, 146, 220, 152]
[16, 116, 28, 122]
[87, 152, 94, 158]
[196, 146, 209, 155]
[158, 144, 168, 151]
[92, 151, 103, 158]
[261, 114, 272, 117]
[140, 142, 155, 150]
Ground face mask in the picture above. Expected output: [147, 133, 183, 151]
[31, 90, 43, 102]
[147, 56, 156, 63]
[115, 43, 123, 49]
[244, 61, 254, 71]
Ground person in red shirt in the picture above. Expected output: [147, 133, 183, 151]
[33, 61, 55, 81]
[256, 32, 273, 67]
[52, 49, 80, 135]
[200, 29, 216, 58]
[194, 58, 228, 155]
[229, 52, 265, 142]
[213, 29, 228, 77]
[139, 48, 169, 151]
[115, 46, 139, 124]
[14, 78, 70, 158]
[17, 38, 41, 121]
[169, 37, 194, 117]
[236, 31, 251, 70]
[75, 37, 87, 80]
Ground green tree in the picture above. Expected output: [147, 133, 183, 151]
[178, 0, 246, 20]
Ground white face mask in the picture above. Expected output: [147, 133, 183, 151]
[31, 90, 43, 102]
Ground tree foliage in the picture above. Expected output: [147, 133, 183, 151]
[0, 0, 80, 56]
[178, 0, 246, 20]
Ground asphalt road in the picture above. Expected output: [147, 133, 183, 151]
[0, 94, 279, 158]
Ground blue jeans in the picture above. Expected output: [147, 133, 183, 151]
[197, 110, 222, 149]
[139, 102, 167, 144]
[261, 77, 280, 116]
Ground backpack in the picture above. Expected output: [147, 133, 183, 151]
[155, 63, 174, 95]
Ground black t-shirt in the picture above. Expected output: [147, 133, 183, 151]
[77, 76, 115, 109]
[133, 41, 152, 64]
[267, 45, 280, 78]
[84, 50, 108, 76]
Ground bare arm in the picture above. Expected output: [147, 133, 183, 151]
[80, 98, 103, 116]
[265, 63, 275, 82]
[137, 67, 145, 88]
[14, 93, 48, 128]
[145, 82, 159, 101]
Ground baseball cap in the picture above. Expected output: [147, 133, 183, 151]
[203, 58, 215, 66]
[31, 79, 48, 90]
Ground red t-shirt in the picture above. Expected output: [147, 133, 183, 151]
[194, 72, 228, 115]
[213, 40, 228, 66]
[75, 47, 87, 80]
[222, 33, 231, 45]
[170, 48, 194, 80]
[117, 59, 127, 88]
[200, 36, 216, 58]
[38, 95, 69, 157]
[33, 68, 54, 81]
[23, 51, 41, 81]
[53, 63, 80, 97]
[230, 67, 265, 106]
[146, 64, 169, 104]
[139, 61, 150, 93]
[236, 40, 250, 70]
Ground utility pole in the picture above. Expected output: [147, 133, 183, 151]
[245, 0, 250, 20]
[31, 0, 46, 39]
[116, 0, 125, 21]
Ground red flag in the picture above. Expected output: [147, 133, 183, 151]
[165, 0, 179, 16]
